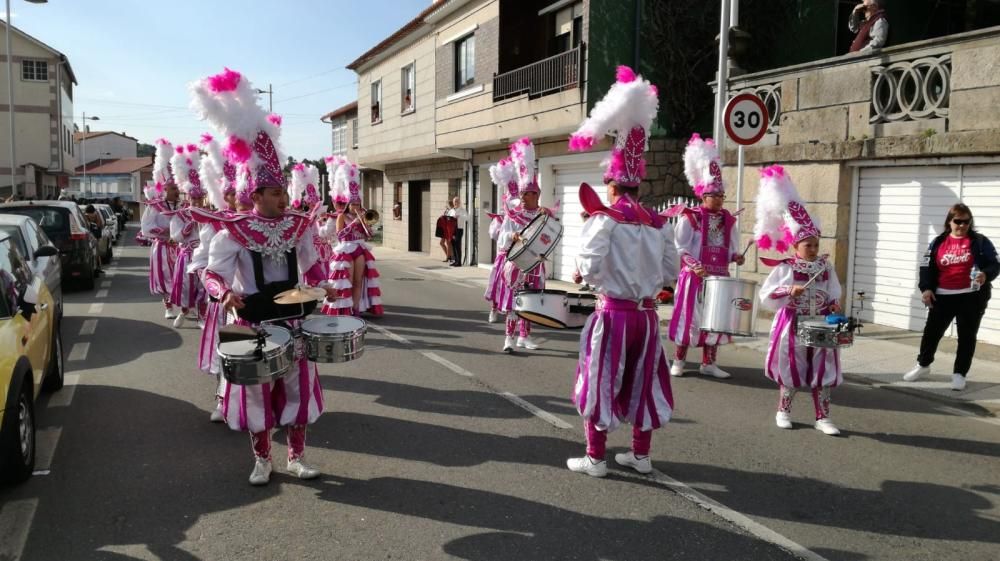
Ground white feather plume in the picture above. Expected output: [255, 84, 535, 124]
[569, 67, 658, 149]
[152, 139, 173, 185]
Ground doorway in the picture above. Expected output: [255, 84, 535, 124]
[408, 180, 430, 252]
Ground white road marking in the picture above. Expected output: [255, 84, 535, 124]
[88, 303, 104, 314]
[67, 342, 90, 362]
[96, 544, 160, 561]
[33, 427, 62, 472]
[95, 289, 108, 299]
[372, 321, 829, 561]
[46, 374, 79, 408]
[100, 280, 112, 289]
[0, 499, 38, 561]
[79, 319, 98, 336]
[645, 469, 831, 561]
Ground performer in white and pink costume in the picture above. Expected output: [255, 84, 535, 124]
[289, 162, 331, 280]
[320, 157, 384, 317]
[565, 65, 678, 477]
[192, 67, 333, 485]
[483, 158, 517, 324]
[167, 143, 208, 328]
[755, 165, 843, 436]
[495, 138, 551, 353]
[667, 134, 744, 379]
[140, 138, 180, 319]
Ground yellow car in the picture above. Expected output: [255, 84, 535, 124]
[0, 232, 63, 484]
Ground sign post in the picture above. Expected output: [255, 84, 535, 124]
[723, 93, 768, 280]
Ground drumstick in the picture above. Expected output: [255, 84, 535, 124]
[801, 268, 825, 290]
[740, 239, 754, 259]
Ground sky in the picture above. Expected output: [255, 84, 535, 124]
[8, 0, 430, 161]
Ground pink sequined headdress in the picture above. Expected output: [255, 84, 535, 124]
[151, 138, 174, 190]
[509, 138, 539, 194]
[753, 165, 821, 253]
[326, 156, 349, 205]
[289, 163, 321, 209]
[684, 133, 724, 198]
[170, 143, 205, 200]
[568, 65, 659, 187]
[189, 68, 287, 197]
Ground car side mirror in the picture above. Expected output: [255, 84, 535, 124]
[34, 245, 58, 259]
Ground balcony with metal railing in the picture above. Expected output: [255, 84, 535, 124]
[492, 44, 584, 103]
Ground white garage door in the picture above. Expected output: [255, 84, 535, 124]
[852, 164, 1000, 344]
[550, 162, 605, 282]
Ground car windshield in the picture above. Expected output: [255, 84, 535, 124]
[0, 225, 28, 258]
[0, 207, 67, 237]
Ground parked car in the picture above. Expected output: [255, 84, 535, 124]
[95, 204, 119, 244]
[0, 232, 63, 484]
[0, 214, 62, 323]
[0, 201, 99, 289]
[80, 204, 113, 264]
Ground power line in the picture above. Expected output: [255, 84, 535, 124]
[274, 81, 358, 103]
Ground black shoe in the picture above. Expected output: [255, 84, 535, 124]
[450, 263, 460, 267]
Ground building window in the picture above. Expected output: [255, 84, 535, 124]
[454, 34, 475, 91]
[401, 63, 415, 113]
[21, 60, 48, 82]
[351, 118, 359, 148]
[331, 121, 348, 155]
[370, 80, 382, 123]
[551, 2, 584, 54]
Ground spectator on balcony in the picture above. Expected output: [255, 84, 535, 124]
[849, 0, 889, 53]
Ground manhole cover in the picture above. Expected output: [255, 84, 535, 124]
[395, 277, 424, 281]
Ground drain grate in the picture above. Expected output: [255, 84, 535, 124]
[395, 277, 425, 281]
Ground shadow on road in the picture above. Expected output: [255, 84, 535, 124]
[60, 315, 184, 369]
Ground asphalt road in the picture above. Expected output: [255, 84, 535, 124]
[2, 231, 998, 561]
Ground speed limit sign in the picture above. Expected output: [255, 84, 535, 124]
[724, 93, 769, 146]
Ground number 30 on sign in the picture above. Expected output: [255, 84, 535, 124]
[723, 93, 769, 146]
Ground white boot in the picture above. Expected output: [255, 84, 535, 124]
[488, 309, 499, 323]
[814, 418, 841, 436]
[614, 451, 652, 474]
[209, 402, 224, 423]
[699, 363, 732, 379]
[502, 336, 515, 353]
[516, 336, 540, 350]
[951, 373, 967, 391]
[173, 313, 186, 328]
[164, 306, 177, 319]
[775, 411, 793, 429]
[566, 456, 608, 477]
[248, 457, 272, 485]
[670, 360, 685, 377]
[286, 458, 320, 480]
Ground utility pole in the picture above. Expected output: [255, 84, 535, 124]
[256, 84, 273, 112]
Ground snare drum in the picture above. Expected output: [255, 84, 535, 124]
[299, 316, 367, 363]
[565, 292, 597, 328]
[514, 289, 569, 328]
[797, 316, 855, 348]
[217, 325, 295, 385]
[506, 213, 563, 274]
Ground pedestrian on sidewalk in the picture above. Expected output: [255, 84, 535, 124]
[436, 202, 455, 263]
[755, 166, 844, 436]
[565, 65, 678, 477]
[447, 196, 468, 267]
[903, 203, 999, 391]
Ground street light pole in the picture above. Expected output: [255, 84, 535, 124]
[80, 112, 99, 196]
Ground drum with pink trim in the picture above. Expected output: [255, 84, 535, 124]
[506, 213, 563, 274]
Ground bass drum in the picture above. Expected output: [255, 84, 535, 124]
[565, 292, 597, 328]
[514, 289, 569, 328]
[506, 213, 563, 274]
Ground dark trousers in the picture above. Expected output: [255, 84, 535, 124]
[452, 228, 464, 266]
[917, 291, 988, 376]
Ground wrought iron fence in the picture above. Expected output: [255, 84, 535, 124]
[870, 54, 951, 124]
[493, 44, 584, 102]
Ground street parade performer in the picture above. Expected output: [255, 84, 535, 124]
[192, 67, 334, 485]
[320, 156, 384, 317]
[566, 65, 678, 477]
[168, 143, 208, 329]
[483, 157, 517, 324]
[667, 133, 744, 379]
[290, 162, 331, 280]
[755, 165, 844, 436]
[495, 138, 551, 353]
[140, 138, 180, 320]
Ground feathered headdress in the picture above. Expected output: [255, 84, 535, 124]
[326, 156, 348, 204]
[142, 180, 161, 201]
[152, 138, 174, 188]
[199, 133, 236, 197]
[289, 163, 321, 209]
[753, 165, 821, 253]
[508, 138, 538, 194]
[568, 65, 659, 187]
[198, 137, 226, 210]
[683, 133, 724, 198]
[489, 157, 518, 201]
[170, 143, 205, 200]
[189, 67, 286, 193]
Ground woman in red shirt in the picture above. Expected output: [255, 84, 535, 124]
[903, 204, 999, 390]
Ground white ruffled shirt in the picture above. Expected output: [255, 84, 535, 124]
[576, 214, 679, 300]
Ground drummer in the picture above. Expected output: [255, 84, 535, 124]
[565, 65, 678, 476]
[667, 134, 745, 379]
[193, 68, 335, 485]
[496, 138, 551, 353]
[754, 165, 843, 436]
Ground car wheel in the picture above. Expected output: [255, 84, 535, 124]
[42, 328, 64, 392]
[0, 377, 36, 484]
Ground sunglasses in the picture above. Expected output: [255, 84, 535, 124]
[952, 218, 971, 225]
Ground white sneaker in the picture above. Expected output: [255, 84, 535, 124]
[699, 364, 732, 379]
[172, 313, 185, 328]
[775, 411, 793, 429]
[903, 365, 930, 382]
[517, 336, 540, 350]
[502, 336, 515, 353]
[566, 456, 608, 478]
[951, 373, 967, 391]
[488, 309, 499, 323]
[814, 418, 841, 436]
[614, 451, 652, 474]
[286, 458, 320, 480]
[164, 307, 177, 319]
[248, 457, 272, 485]
[209, 403, 224, 423]
[670, 360, 685, 377]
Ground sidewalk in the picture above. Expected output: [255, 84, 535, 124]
[376, 247, 1000, 416]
